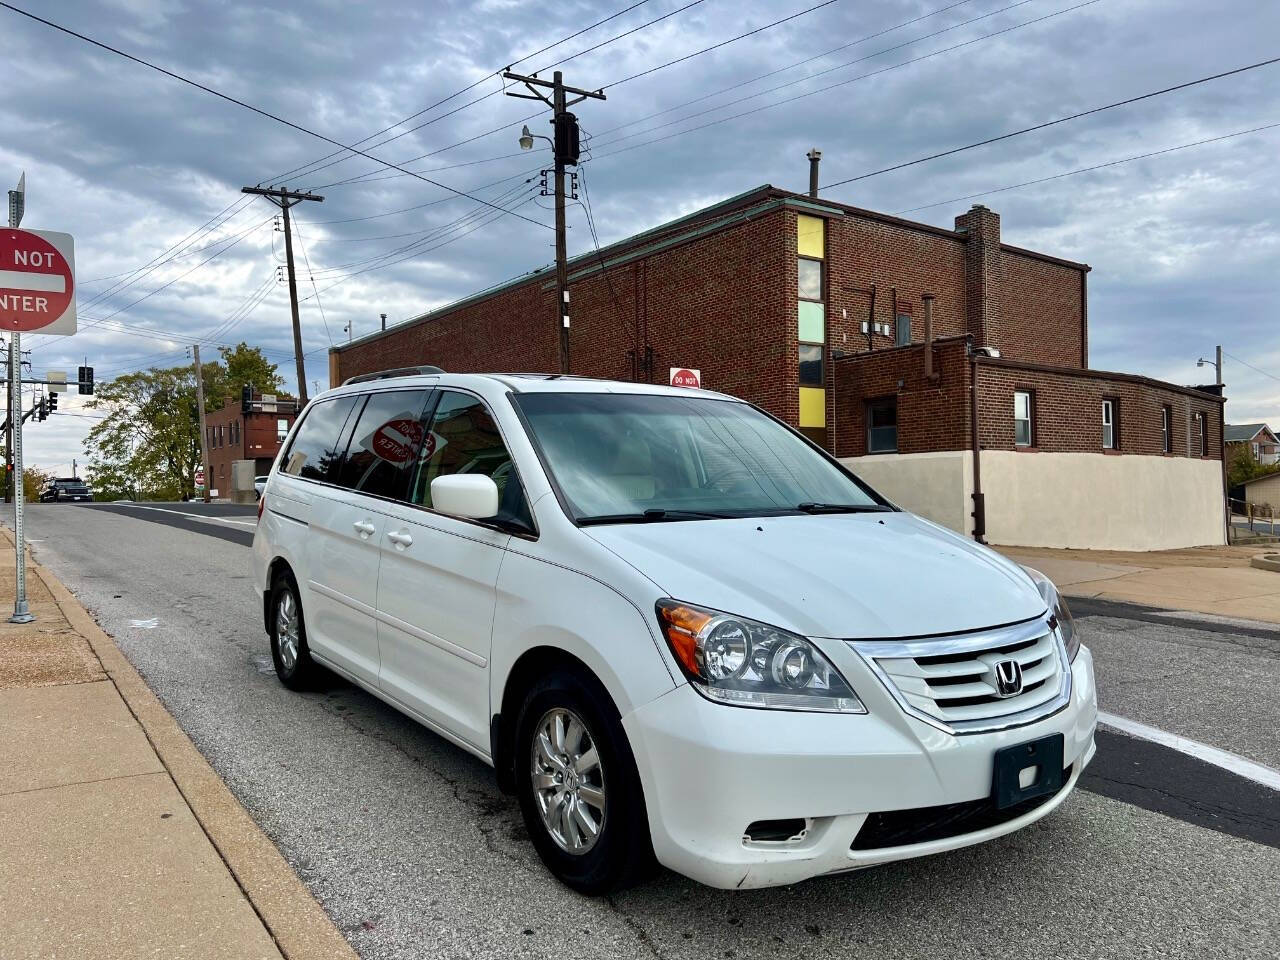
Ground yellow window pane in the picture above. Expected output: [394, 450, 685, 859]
[799, 387, 826, 428]
[798, 301, 824, 343]
[797, 214, 824, 259]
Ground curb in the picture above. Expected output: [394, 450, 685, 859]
[1251, 554, 1280, 573]
[26, 551, 358, 960]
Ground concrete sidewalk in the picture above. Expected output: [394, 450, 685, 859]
[0, 531, 357, 960]
[999, 543, 1280, 624]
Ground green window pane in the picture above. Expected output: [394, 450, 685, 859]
[798, 300, 824, 344]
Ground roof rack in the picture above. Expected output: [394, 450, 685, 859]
[343, 365, 444, 386]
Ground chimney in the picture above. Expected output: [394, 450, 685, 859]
[807, 148, 822, 198]
[954, 204, 1003, 351]
[922, 294, 937, 381]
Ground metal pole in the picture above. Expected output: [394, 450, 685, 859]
[193, 344, 211, 503]
[8, 183, 32, 622]
[553, 71, 570, 375]
[4, 338, 11, 504]
[279, 200, 308, 405]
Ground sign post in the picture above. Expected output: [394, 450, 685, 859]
[4, 174, 76, 624]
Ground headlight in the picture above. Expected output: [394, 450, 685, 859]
[1022, 567, 1079, 662]
[656, 600, 866, 713]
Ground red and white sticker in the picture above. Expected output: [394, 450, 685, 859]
[370, 418, 427, 465]
[669, 367, 701, 388]
[0, 229, 76, 334]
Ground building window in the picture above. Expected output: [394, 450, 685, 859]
[895, 313, 911, 347]
[1161, 406, 1172, 454]
[1192, 412, 1207, 457]
[797, 257, 822, 301]
[278, 418, 289, 442]
[1102, 399, 1116, 450]
[1252, 442, 1260, 460]
[867, 398, 898, 453]
[1014, 391, 1033, 447]
[798, 344, 823, 386]
[217, 424, 224, 448]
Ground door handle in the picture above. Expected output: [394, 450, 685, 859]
[387, 530, 413, 548]
[353, 520, 376, 537]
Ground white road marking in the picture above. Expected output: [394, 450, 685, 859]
[121, 504, 257, 526]
[129, 618, 159, 629]
[1098, 711, 1280, 792]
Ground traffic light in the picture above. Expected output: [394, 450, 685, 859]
[78, 366, 94, 395]
[241, 384, 252, 413]
[47, 392, 58, 413]
[37, 398, 46, 421]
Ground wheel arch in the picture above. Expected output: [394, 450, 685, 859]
[262, 556, 296, 634]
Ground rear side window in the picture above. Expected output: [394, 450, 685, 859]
[408, 390, 518, 512]
[336, 390, 432, 499]
[280, 396, 359, 484]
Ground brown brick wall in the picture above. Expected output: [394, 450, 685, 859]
[205, 402, 298, 489]
[1000, 249, 1085, 368]
[976, 361, 1222, 458]
[335, 206, 795, 423]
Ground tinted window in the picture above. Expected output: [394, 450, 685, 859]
[280, 396, 359, 484]
[867, 398, 897, 453]
[408, 391, 518, 511]
[797, 344, 823, 386]
[337, 390, 431, 499]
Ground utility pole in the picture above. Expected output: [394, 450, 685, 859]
[241, 186, 324, 404]
[504, 69, 605, 375]
[192, 344, 211, 503]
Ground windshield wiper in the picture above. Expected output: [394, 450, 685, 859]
[794, 502, 890, 514]
[578, 508, 732, 526]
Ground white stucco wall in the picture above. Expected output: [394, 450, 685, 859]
[981, 451, 1226, 550]
[840, 451, 973, 535]
[839, 450, 1225, 551]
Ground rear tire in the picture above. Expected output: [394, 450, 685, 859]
[513, 666, 656, 894]
[269, 572, 319, 690]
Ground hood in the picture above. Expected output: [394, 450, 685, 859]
[583, 511, 1044, 639]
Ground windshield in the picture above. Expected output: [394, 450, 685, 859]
[514, 392, 886, 522]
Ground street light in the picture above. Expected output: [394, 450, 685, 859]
[519, 124, 549, 151]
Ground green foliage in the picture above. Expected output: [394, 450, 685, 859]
[22, 466, 52, 502]
[1229, 442, 1280, 489]
[81, 345, 283, 501]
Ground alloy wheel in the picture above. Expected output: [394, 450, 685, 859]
[275, 590, 300, 671]
[530, 707, 607, 854]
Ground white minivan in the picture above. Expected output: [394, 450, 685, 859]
[252, 369, 1097, 893]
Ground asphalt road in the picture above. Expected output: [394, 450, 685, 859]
[11, 502, 1280, 960]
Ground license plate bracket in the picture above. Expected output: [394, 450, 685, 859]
[992, 734, 1064, 810]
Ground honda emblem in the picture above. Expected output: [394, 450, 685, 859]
[993, 659, 1023, 698]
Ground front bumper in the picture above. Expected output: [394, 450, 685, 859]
[623, 645, 1097, 889]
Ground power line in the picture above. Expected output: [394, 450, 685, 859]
[268, 0, 654, 184]
[896, 121, 1280, 214]
[289, 219, 334, 347]
[1224, 352, 1280, 385]
[821, 54, 1280, 189]
[0, 2, 551, 230]
[287, 0, 706, 188]
[590, 0, 1094, 162]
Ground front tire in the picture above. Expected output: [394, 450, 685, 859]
[514, 667, 656, 894]
[269, 572, 318, 690]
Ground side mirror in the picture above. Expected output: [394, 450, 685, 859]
[431, 474, 499, 520]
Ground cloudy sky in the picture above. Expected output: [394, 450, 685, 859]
[2, 0, 1277, 474]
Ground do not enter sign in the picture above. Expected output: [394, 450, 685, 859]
[669, 367, 701, 388]
[0, 229, 76, 335]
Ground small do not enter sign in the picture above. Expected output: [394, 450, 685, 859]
[371, 419, 427, 465]
[669, 367, 701, 388]
[0, 229, 76, 335]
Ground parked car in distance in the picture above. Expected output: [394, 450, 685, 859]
[254, 475, 269, 500]
[39, 478, 93, 503]
[252, 371, 1097, 894]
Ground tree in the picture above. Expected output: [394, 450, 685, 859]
[22, 466, 52, 502]
[83, 365, 202, 501]
[1229, 442, 1280, 493]
[207, 342, 285, 411]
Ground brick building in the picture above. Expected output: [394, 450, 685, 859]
[205, 393, 299, 496]
[330, 184, 1226, 550]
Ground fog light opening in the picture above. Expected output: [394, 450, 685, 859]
[743, 818, 808, 844]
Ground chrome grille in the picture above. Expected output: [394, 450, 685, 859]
[848, 616, 1070, 734]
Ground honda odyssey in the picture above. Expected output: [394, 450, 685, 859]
[252, 369, 1097, 893]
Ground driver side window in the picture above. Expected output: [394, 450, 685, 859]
[407, 391, 524, 523]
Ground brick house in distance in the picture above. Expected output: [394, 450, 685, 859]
[205, 392, 299, 496]
[1226, 423, 1279, 465]
[329, 183, 1226, 550]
